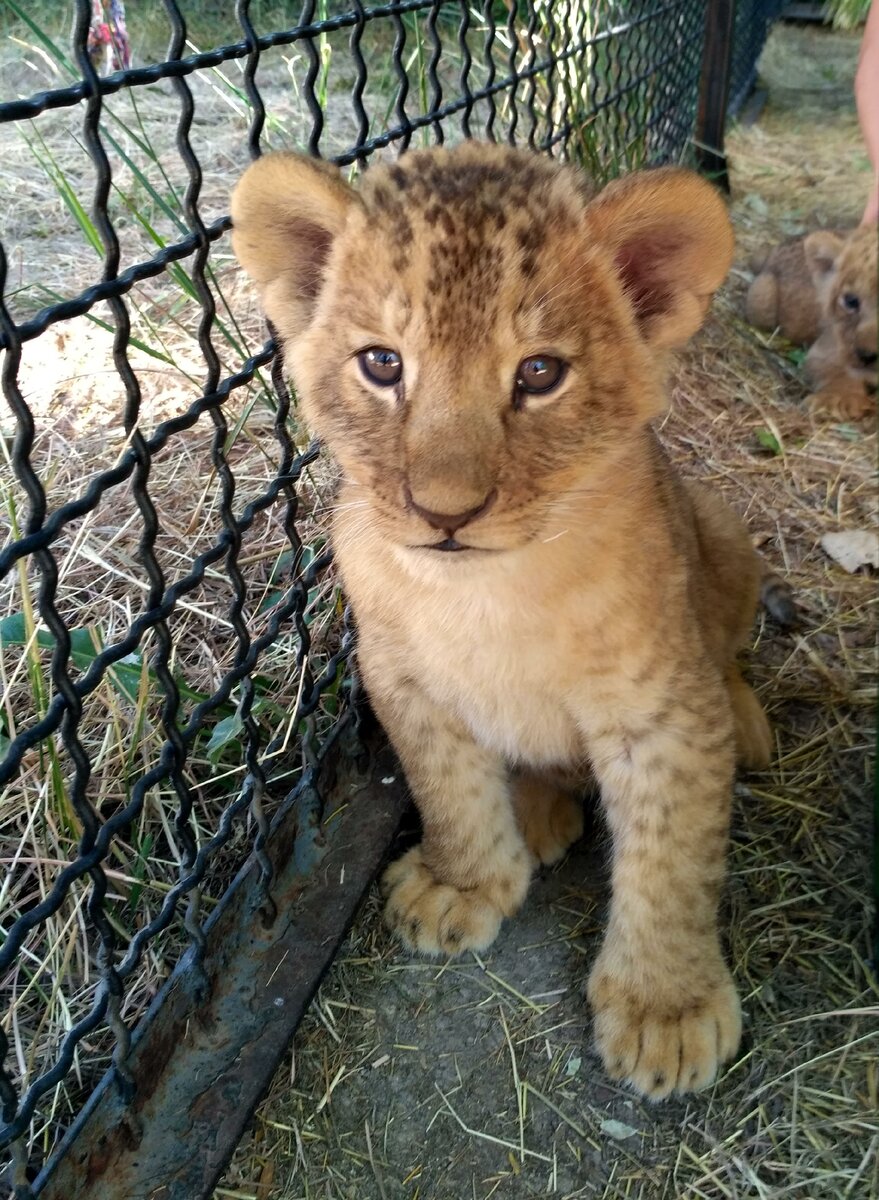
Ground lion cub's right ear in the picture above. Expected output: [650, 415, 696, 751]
[231, 152, 357, 335]
[803, 230, 844, 288]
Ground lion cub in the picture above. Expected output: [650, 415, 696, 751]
[232, 143, 773, 1100]
[747, 228, 877, 419]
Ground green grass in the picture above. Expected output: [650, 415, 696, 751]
[825, 0, 871, 31]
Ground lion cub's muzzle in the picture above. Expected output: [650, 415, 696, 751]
[404, 483, 498, 545]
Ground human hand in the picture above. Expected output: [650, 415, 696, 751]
[862, 176, 879, 225]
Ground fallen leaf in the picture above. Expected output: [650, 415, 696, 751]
[257, 1159, 276, 1200]
[755, 427, 782, 455]
[820, 530, 879, 574]
[600, 1118, 640, 1140]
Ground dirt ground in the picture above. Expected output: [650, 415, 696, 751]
[214, 22, 878, 1200]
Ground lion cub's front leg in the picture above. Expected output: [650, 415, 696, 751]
[373, 683, 531, 956]
[806, 374, 874, 421]
[583, 671, 742, 1100]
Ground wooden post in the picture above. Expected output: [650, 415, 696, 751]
[695, 0, 737, 192]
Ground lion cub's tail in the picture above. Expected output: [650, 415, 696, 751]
[760, 568, 798, 627]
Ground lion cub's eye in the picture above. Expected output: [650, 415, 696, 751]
[841, 293, 861, 314]
[359, 347, 403, 386]
[515, 355, 566, 400]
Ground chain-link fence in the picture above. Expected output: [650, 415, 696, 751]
[0, 1, 780, 1195]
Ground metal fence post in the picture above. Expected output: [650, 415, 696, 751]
[695, 0, 737, 191]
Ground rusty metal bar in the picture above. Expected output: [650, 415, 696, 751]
[33, 732, 408, 1200]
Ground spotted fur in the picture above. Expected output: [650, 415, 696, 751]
[232, 143, 777, 1100]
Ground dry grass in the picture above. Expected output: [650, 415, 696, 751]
[215, 22, 878, 1200]
[0, 307, 347, 1166]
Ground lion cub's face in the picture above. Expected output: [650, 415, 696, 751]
[806, 226, 878, 390]
[232, 145, 733, 555]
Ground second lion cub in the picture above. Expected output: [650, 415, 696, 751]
[746, 228, 877, 419]
[232, 143, 774, 1100]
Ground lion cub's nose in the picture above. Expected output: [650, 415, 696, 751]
[404, 485, 497, 535]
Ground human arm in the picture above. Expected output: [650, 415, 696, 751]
[856, 1, 879, 223]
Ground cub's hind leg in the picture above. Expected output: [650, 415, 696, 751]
[727, 666, 772, 770]
[687, 482, 776, 772]
[372, 678, 531, 957]
[745, 269, 780, 332]
[686, 482, 763, 659]
[513, 771, 585, 867]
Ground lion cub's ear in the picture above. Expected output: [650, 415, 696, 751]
[803, 230, 844, 287]
[583, 168, 734, 349]
[231, 152, 357, 334]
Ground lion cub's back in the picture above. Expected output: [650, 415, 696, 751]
[746, 237, 822, 345]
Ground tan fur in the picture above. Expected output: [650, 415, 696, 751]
[231, 143, 775, 1100]
[746, 237, 826, 345]
[746, 229, 877, 420]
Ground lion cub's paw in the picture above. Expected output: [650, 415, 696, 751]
[588, 956, 741, 1100]
[518, 785, 585, 866]
[807, 386, 874, 422]
[381, 845, 529, 956]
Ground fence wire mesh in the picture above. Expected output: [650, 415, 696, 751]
[0, 0, 779, 1193]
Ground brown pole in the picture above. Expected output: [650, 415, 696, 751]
[695, 0, 737, 192]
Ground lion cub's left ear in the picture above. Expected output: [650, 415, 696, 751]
[583, 168, 734, 349]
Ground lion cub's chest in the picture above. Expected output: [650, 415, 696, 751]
[430, 635, 583, 766]
[384, 567, 592, 766]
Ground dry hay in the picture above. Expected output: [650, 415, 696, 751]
[216, 23, 877, 1200]
[728, 23, 869, 241]
[0, 301, 345, 1169]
